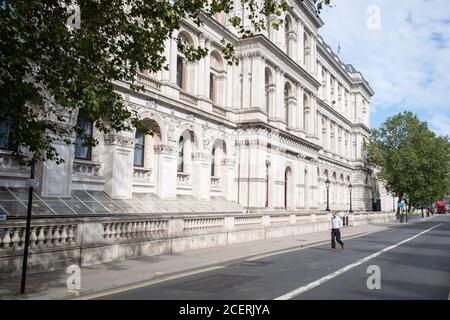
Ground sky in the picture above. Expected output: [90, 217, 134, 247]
[318, 0, 450, 137]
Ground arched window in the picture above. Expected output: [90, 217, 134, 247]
[284, 82, 292, 126]
[284, 15, 294, 58]
[177, 136, 184, 173]
[285, 167, 293, 209]
[210, 51, 225, 106]
[0, 119, 13, 150]
[133, 128, 145, 167]
[75, 112, 93, 160]
[265, 161, 270, 208]
[176, 56, 184, 89]
[211, 146, 216, 177]
[303, 32, 310, 70]
[304, 169, 309, 208]
[303, 93, 309, 132]
[321, 69, 327, 98]
[265, 67, 274, 116]
[176, 32, 196, 93]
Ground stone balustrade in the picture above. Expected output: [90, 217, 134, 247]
[0, 211, 396, 276]
[133, 167, 152, 181]
[177, 172, 191, 184]
[102, 220, 168, 241]
[234, 216, 263, 230]
[0, 150, 30, 175]
[0, 223, 77, 252]
[269, 215, 291, 226]
[183, 217, 224, 235]
[73, 159, 101, 177]
[179, 91, 198, 105]
[137, 73, 161, 91]
[210, 177, 221, 187]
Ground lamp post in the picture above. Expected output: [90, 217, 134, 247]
[325, 178, 330, 212]
[349, 183, 353, 213]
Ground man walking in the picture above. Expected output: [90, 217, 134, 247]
[330, 211, 344, 251]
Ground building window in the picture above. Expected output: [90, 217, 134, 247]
[0, 120, 13, 150]
[74, 113, 93, 160]
[209, 73, 215, 102]
[176, 56, 183, 89]
[177, 136, 184, 173]
[211, 146, 216, 177]
[133, 128, 145, 167]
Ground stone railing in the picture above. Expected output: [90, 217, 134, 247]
[183, 217, 224, 235]
[137, 73, 161, 91]
[177, 172, 191, 185]
[133, 167, 152, 181]
[234, 216, 263, 230]
[0, 211, 396, 276]
[179, 91, 198, 105]
[0, 150, 30, 175]
[73, 159, 101, 177]
[0, 223, 77, 252]
[210, 177, 221, 187]
[102, 220, 168, 241]
[269, 215, 291, 227]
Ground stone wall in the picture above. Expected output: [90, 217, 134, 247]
[0, 211, 396, 276]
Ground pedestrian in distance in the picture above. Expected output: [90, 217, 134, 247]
[330, 211, 344, 252]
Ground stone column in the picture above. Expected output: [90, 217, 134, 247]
[103, 133, 135, 199]
[169, 32, 179, 84]
[233, 61, 241, 110]
[197, 35, 206, 97]
[275, 68, 284, 120]
[241, 56, 252, 109]
[251, 54, 265, 110]
[297, 21, 304, 65]
[221, 158, 236, 202]
[287, 97, 296, 128]
[40, 135, 74, 197]
[296, 84, 304, 133]
[155, 145, 177, 200]
[267, 85, 276, 117]
[161, 38, 171, 82]
[203, 40, 212, 98]
[192, 152, 211, 201]
[225, 63, 234, 109]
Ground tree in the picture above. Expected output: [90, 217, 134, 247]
[0, 0, 331, 165]
[366, 111, 450, 219]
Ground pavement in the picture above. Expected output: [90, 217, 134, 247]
[1, 213, 446, 300]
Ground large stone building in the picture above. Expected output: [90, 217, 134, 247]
[0, 0, 395, 216]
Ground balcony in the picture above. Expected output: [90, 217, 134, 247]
[72, 159, 101, 177]
[177, 172, 191, 185]
[133, 167, 152, 181]
[137, 73, 161, 92]
[179, 91, 198, 105]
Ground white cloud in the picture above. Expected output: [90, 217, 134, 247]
[318, 0, 450, 136]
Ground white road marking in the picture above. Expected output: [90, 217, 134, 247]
[275, 223, 442, 300]
[247, 224, 404, 262]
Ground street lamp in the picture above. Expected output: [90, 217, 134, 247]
[349, 183, 353, 213]
[325, 178, 331, 212]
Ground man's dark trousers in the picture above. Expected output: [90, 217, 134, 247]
[331, 228, 344, 249]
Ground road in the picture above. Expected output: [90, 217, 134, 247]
[90, 215, 450, 300]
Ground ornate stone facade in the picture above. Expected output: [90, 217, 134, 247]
[0, 0, 395, 213]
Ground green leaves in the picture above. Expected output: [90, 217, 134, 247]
[366, 111, 450, 207]
[0, 0, 331, 164]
